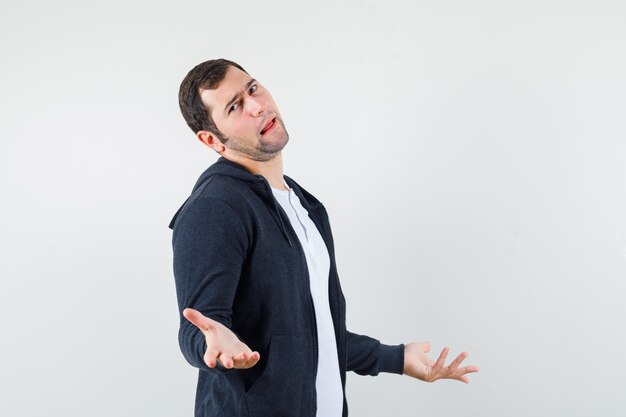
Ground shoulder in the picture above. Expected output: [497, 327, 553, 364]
[196, 174, 250, 206]
[170, 175, 250, 232]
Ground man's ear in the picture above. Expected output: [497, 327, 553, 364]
[197, 130, 225, 152]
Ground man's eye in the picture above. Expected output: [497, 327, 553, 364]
[229, 85, 258, 113]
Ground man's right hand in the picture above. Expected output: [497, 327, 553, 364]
[183, 308, 260, 369]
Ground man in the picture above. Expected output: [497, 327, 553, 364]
[169, 58, 479, 417]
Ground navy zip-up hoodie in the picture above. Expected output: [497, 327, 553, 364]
[169, 156, 405, 417]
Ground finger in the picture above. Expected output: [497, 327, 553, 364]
[183, 308, 214, 332]
[422, 341, 431, 353]
[455, 365, 480, 375]
[431, 347, 449, 376]
[236, 350, 260, 369]
[204, 347, 220, 368]
[243, 351, 261, 368]
[450, 366, 480, 384]
[239, 357, 254, 369]
[232, 351, 252, 368]
[447, 352, 468, 374]
[217, 352, 234, 369]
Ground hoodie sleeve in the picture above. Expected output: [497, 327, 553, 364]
[346, 330, 405, 376]
[171, 195, 249, 372]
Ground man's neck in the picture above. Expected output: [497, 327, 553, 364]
[222, 151, 287, 191]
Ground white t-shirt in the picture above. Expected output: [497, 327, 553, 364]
[271, 178, 343, 417]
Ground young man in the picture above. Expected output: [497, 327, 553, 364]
[169, 58, 479, 417]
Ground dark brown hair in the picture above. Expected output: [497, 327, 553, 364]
[178, 58, 248, 142]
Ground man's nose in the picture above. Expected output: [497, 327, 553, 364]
[248, 97, 267, 116]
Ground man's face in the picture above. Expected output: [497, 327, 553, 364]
[199, 66, 289, 161]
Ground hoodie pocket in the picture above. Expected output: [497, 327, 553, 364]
[245, 334, 308, 417]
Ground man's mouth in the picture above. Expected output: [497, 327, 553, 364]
[260, 117, 276, 135]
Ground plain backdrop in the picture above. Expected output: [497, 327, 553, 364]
[1, 0, 625, 416]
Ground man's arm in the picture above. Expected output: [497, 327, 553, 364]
[346, 331, 480, 383]
[172, 195, 258, 371]
[346, 330, 405, 376]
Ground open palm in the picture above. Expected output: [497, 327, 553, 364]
[183, 308, 260, 369]
[403, 341, 479, 383]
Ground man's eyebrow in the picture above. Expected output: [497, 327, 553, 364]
[224, 78, 257, 113]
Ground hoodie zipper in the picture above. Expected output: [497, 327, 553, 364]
[256, 175, 319, 416]
[300, 243, 319, 416]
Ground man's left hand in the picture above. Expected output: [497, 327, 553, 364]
[403, 341, 480, 383]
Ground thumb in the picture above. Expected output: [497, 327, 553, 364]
[183, 308, 214, 332]
[422, 341, 431, 353]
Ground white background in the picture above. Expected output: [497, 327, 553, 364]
[1, 0, 625, 416]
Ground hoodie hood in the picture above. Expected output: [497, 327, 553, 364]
[168, 156, 323, 248]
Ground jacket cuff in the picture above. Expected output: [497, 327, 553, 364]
[378, 343, 405, 375]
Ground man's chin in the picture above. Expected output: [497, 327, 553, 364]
[259, 134, 289, 153]
[223, 131, 289, 162]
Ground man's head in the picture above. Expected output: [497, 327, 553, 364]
[178, 58, 289, 162]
